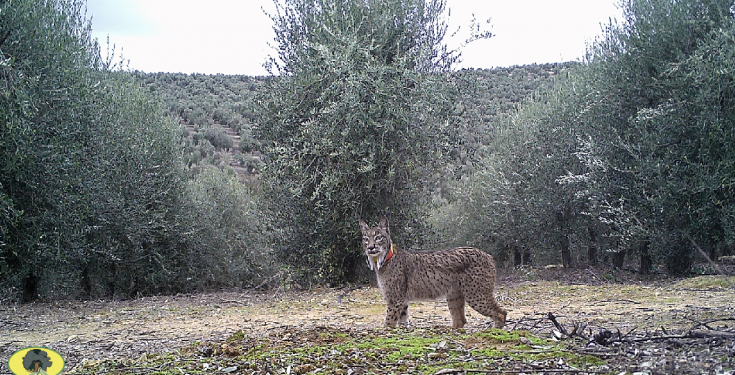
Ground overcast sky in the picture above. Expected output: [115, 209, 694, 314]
[85, 0, 623, 76]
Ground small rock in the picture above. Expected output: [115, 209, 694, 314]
[437, 340, 447, 350]
[552, 329, 564, 339]
[198, 345, 213, 357]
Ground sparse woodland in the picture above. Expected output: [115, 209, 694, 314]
[1, 0, 734, 303]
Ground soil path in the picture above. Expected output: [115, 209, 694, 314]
[2, 274, 734, 373]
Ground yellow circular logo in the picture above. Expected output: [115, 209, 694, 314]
[7, 347, 65, 375]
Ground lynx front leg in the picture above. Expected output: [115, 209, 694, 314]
[385, 299, 408, 328]
[398, 302, 409, 325]
[447, 290, 467, 329]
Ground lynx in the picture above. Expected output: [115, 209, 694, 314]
[360, 216, 507, 329]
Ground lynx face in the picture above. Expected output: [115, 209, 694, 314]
[359, 216, 391, 271]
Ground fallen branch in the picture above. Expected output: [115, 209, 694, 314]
[548, 312, 569, 337]
[633, 328, 735, 342]
[686, 317, 735, 332]
[687, 235, 726, 276]
[548, 312, 642, 346]
[599, 298, 641, 304]
[547, 312, 590, 341]
[549, 315, 735, 346]
[511, 313, 548, 331]
[593, 326, 638, 346]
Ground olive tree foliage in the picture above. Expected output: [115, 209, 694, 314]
[1, 0, 108, 301]
[437, 0, 735, 275]
[0, 0, 193, 302]
[430, 71, 591, 268]
[563, 0, 735, 275]
[186, 167, 275, 289]
[257, 0, 462, 284]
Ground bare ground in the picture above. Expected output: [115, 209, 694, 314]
[2, 269, 734, 374]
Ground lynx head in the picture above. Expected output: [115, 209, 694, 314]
[359, 216, 393, 271]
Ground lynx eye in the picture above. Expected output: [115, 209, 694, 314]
[362, 237, 369, 243]
[375, 235, 384, 242]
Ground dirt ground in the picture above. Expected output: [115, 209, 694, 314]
[2, 268, 734, 374]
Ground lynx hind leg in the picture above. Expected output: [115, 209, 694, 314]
[447, 290, 467, 329]
[464, 278, 507, 328]
[474, 295, 506, 329]
[385, 300, 409, 328]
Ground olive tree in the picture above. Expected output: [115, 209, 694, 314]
[0, 0, 191, 301]
[257, 0, 461, 284]
[437, 69, 592, 269]
[443, 0, 735, 275]
[570, 0, 735, 274]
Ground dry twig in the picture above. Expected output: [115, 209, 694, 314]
[548, 312, 590, 341]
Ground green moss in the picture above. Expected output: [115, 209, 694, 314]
[226, 329, 246, 342]
[349, 334, 440, 361]
[319, 331, 348, 340]
[470, 329, 551, 346]
[71, 327, 606, 375]
[569, 354, 606, 367]
[675, 276, 735, 289]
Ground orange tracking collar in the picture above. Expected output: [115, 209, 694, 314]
[384, 243, 397, 263]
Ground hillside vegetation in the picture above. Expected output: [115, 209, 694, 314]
[1, 0, 734, 303]
[133, 64, 571, 181]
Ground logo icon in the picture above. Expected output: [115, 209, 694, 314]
[8, 347, 65, 375]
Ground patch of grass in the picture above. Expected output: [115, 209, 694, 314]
[226, 329, 246, 341]
[569, 353, 607, 367]
[460, 329, 590, 365]
[349, 332, 441, 361]
[674, 275, 735, 289]
[470, 328, 547, 344]
[318, 331, 348, 341]
[71, 324, 607, 375]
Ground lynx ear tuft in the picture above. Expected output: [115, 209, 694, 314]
[379, 216, 389, 235]
[359, 219, 369, 233]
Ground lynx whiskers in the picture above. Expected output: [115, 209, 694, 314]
[360, 216, 506, 329]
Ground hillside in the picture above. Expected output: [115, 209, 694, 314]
[135, 63, 576, 181]
[451, 63, 576, 173]
[134, 72, 267, 181]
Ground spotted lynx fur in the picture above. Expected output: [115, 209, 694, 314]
[360, 216, 506, 329]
